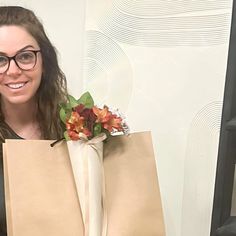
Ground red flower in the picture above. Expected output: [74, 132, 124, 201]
[74, 104, 85, 114]
[80, 108, 97, 134]
[67, 130, 80, 141]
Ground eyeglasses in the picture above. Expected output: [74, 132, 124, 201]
[0, 50, 41, 74]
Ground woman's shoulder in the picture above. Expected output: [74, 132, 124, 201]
[0, 121, 22, 141]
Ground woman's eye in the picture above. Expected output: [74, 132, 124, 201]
[0, 56, 8, 66]
[17, 52, 34, 63]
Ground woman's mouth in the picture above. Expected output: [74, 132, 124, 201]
[6, 82, 27, 89]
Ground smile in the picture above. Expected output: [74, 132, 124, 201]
[6, 82, 27, 89]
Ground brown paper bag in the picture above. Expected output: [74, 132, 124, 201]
[3, 140, 84, 236]
[3, 131, 165, 236]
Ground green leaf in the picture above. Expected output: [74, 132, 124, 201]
[77, 92, 94, 108]
[64, 131, 71, 141]
[60, 100, 72, 111]
[59, 107, 67, 124]
[68, 95, 79, 108]
[101, 128, 111, 138]
[59, 103, 67, 109]
[93, 123, 102, 137]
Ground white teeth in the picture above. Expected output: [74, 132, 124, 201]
[7, 83, 26, 89]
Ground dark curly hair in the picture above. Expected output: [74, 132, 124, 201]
[0, 6, 68, 139]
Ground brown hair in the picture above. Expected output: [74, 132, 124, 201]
[0, 6, 68, 139]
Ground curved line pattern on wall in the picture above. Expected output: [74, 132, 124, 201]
[98, 1, 231, 47]
[187, 102, 222, 134]
[114, 0, 231, 16]
[181, 101, 223, 236]
[84, 30, 133, 111]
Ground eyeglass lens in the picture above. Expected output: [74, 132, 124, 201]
[0, 50, 39, 73]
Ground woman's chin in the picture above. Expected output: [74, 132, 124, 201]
[2, 95, 36, 106]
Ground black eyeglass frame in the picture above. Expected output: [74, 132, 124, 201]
[0, 50, 41, 74]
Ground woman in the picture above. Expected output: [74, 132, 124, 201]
[0, 6, 68, 235]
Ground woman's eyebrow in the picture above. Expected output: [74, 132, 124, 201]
[16, 45, 36, 52]
[0, 45, 36, 55]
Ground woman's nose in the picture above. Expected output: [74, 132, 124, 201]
[6, 59, 22, 76]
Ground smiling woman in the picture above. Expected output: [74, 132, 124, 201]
[0, 26, 43, 110]
[0, 6, 68, 236]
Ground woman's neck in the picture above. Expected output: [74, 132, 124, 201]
[1, 99, 42, 139]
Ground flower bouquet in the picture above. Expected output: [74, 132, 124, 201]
[59, 92, 128, 236]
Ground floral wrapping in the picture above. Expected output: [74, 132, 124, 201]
[59, 92, 129, 236]
[67, 133, 107, 236]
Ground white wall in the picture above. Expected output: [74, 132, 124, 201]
[83, 1, 233, 236]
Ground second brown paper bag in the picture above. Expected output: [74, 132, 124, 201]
[3, 131, 165, 236]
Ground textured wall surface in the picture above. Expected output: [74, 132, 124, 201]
[83, 1, 233, 236]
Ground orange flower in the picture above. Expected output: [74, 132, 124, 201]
[67, 111, 84, 133]
[103, 114, 123, 132]
[93, 106, 112, 123]
[66, 111, 93, 140]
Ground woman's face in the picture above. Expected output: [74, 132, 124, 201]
[0, 25, 43, 106]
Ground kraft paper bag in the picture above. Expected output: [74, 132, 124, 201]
[3, 140, 84, 236]
[3, 131, 165, 236]
[104, 131, 165, 236]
